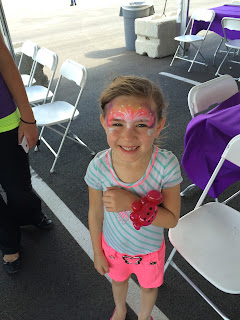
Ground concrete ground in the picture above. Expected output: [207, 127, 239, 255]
[1, 1, 240, 319]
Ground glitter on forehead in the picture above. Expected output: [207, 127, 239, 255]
[106, 102, 156, 128]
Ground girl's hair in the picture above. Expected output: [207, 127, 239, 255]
[100, 75, 167, 121]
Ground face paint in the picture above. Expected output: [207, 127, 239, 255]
[108, 127, 115, 134]
[147, 129, 154, 136]
[106, 103, 156, 129]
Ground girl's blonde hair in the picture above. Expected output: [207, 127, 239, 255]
[100, 75, 167, 121]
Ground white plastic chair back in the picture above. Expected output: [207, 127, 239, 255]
[188, 75, 238, 118]
[27, 47, 58, 104]
[18, 40, 38, 86]
[222, 17, 240, 32]
[51, 59, 87, 112]
[18, 40, 38, 69]
[194, 134, 240, 208]
[34, 47, 58, 72]
[191, 9, 215, 23]
[59, 59, 87, 86]
[222, 134, 240, 167]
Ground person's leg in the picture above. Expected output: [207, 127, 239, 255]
[0, 194, 21, 256]
[111, 277, 130, 320]
[1, 128, 48, 227]
[138, 286, 158, 320]
[0, 192, 21, 273]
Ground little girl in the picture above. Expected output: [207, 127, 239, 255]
[85, 76, 182, 320]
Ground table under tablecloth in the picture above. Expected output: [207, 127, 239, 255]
[192, 5, 240, 39]
[181, 90, 240, 198]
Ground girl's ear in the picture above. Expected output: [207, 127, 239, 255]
[154, 116, 166, 138]
[100, 114, 107, 132]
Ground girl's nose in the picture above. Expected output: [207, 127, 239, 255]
[122, 125, 136, 139]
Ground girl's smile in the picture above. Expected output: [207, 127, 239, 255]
[100, 95, 165, 166]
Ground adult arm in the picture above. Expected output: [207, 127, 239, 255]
[0, 32, 38, 148]
[88, 186, 109, 275]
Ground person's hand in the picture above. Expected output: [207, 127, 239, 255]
[94, 252, 109, 275]
[18, 121, 38, 149]
[103, 187, 139, 212]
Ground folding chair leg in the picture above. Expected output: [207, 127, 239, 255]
[34, 126, 45, 151]
[170, 261, 231, 320]
[213, 38, 224, 65]
[188, 43, 206, 72]
[72, 133, 95, 155]
[49, 125, 70, 173]
[170, 43, 182, 66]
[215, 48, 231, 76]
[164, 247, 177, 272]
[56, 124, 95, 156]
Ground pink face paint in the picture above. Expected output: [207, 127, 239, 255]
[106, 103, 156, 129]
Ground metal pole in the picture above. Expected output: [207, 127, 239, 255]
[176, 0, 190, 54]
[0, 0, 16, 61]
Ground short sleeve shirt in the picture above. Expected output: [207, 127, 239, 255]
[0, 73, 20, 133]
[85, 145, 182, 255]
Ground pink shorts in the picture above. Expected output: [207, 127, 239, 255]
[102, 235, 165, 288]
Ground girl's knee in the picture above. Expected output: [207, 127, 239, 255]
[112, 276, 130, 287]
[140, 286, 158, 294]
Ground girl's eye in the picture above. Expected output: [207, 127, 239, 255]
[137, 123, 148, 128]
[112, 123, 123, 127]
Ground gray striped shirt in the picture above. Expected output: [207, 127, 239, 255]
[85, 145, 182, 255]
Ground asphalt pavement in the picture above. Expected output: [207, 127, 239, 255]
[1, 1, 240, 319]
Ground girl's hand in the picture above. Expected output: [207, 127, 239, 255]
[18, 121, 38, 149]
[94, 252, 109, 275]
[103, 187, 139, 212]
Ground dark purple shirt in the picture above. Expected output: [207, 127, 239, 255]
[0, 72, 17, 119]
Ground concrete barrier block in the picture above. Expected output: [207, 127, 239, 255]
[135, 14, 178, 58]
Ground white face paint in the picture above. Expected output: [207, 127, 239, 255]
[147, 129, 154, 136]
[108, 127, 115, 134]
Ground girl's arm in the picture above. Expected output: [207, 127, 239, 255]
[0, 32, 38, 148]
[88, 186, 109, 275]
[103, 184, 181, 229]
[151, 184, 181, 228]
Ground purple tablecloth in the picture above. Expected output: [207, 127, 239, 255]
[181, 91, 240, 198]
[192, 5, 240, 39]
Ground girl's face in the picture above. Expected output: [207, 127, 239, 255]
[100, 95, 165, 165]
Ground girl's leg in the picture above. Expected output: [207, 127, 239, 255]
[138, 286, 158, 320]
[111, 277, 130, 320]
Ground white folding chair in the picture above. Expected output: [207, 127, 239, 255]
[32, 59, 95, 173]
[181, 75, 238, 197]
[165, 134, 240, 320]
[18, 40, 38, 87]
[170, 9, 215, 72]
[215, 17, 240, 80]
[25, 47, 58, 106]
